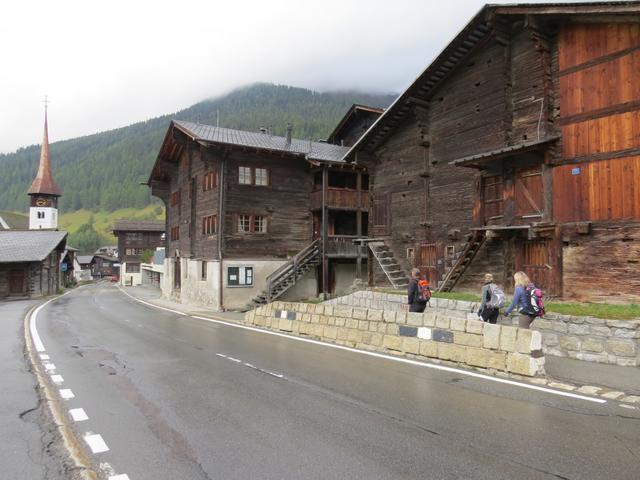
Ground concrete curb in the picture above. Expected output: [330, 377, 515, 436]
[117, 286, 639, 410]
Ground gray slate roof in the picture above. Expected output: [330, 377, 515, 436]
[0, 231, 67, 263]
[77, 255, 94, 265]
[112, 220, 165, 233]
[174, 121, 350, 163]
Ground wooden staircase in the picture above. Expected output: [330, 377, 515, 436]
[367, 240, 409, 289]
[437, 230, 486, 292]
[245, 239, 321, 309]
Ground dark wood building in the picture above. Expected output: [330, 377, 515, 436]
[148, 121, 371, 310]
[327, 104, 384, 147]
[113, 220, 165, 286]
[345, 2, 640, 303]
[0, 231, 68, 298]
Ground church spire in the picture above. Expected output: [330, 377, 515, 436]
[28, 99, 62, 197]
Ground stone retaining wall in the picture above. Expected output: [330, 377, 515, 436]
[245, 301, 545, 377]
[324, 290, 640, 367]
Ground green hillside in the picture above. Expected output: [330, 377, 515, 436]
[0, 83, 395, 214]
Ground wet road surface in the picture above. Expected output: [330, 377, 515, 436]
[33, 284, 640, 479]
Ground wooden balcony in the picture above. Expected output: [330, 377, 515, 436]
[311, 188, 369, 211]
[326, 236, 367, 258]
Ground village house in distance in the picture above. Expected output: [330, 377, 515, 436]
[113, 220, 165, 286]
[148, 1, 640, 311]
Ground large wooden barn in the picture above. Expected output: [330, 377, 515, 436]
[344, 2, 640, 302]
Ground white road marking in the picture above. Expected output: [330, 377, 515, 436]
[117, 287, 186, 316]
[117, 286, 609, 404]
[216, 353, 228, 358]
[84, 433, 109, 453]
[44, 363, 56, 371]
[40, 354, 50, 360]
[191, 315, 606, 404]
[50, 374, 64, 384]
[109, 475, 131, 480]
[59, 389, 75, 399]
[619, 404, 636, 410]
[244, 362, 255, 368]
[69, 408, 89, 422]
[227, 356, 242, 363]
[29, 291, 72, 352]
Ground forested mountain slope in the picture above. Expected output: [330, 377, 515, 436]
[0, 84, 395, 213]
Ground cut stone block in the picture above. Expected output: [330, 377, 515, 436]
[407, 312, 424, 326]
[465, 347, 489, 368]
[506, 353, 537, 376]
[483, 323, 501, 350]
[383, 335, 402, 351]
[500, 326, 518, 352]
[454, 332, 483, 348]
[466, 319, 485, 335]
[402, 337, 420, 355]
[419, 340, 438, 358]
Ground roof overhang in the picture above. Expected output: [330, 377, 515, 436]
[449, 136, 559, 169]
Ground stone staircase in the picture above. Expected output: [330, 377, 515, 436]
[437, 230, 486, 292]
[244, 239, 321, 310]
[367, 240, 409, 289]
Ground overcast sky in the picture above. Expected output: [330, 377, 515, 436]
[1, 0, 581, 154]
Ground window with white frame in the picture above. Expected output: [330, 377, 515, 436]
[239, 166, 252, 185]
[254, 167, 268, 186]
[238, 215, 251, 233]
[253, 215, 266, 233]
[227, 266, 253, 287]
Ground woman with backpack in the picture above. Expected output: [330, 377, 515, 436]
[477, 273, 503, 324]
[504, 271, 542, 329]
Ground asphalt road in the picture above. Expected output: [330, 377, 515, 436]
[32, 284, 640, 480]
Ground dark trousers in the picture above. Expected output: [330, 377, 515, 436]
[481, 308, 499, 324]
[409, 302, 427, 313]
[518, 313, 536, 329]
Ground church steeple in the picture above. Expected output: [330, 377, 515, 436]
[28, 100, 62, 230]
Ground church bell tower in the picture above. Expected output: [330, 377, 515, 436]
[28, 101, 62, 230]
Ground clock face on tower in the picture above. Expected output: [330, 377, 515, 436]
[35, 198, 48, 207]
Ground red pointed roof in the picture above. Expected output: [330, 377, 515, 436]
[28, 109, 62, 197]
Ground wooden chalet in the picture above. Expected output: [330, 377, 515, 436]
[148, 120, 379, 310]
[112, 220, 165, 286]
[327, 104, 384, 147]
[344, 2, 640, 302]
[0, 231, 68, 298]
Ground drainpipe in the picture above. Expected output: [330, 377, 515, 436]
[218, 152, 226, 311]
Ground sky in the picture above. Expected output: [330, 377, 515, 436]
[0, 0, 583, 154]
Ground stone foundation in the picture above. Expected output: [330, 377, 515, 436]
[324, 290, 640, 367]
[245, 301, 545, 377]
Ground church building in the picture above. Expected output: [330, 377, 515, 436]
[0, 106, 70, 298]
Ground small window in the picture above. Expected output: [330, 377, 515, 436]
[170, 226, 180, 241]
[201, 261, 207, 281]
[227, 266, 253, 287]
[37, 211, 45, 219]
[239, 166, 252, 185]
[238, 215, 251, 233]
[255, 168, 268, 186]
[126, 263, 140, 273]
[253, 215, 266, 233]
[446, 245, 455, 257]
[203, 171, 217, 191]
[202, 214, 217, 235]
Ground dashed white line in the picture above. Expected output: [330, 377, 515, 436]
[84, 433, 110, 453]
[40, 354, 50, 360]
[109, 474, 131, 480]
[50, 374, 64, 384]
[216, 353, 227, 358]
[227, 356, 242, 363]
[69, 408, 89, 422]
[59, 389, 75, 399]
[44, 363, 56, 371]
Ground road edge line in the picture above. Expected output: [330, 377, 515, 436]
[23, 296, 99, 480]
[116, 286, 606, 404]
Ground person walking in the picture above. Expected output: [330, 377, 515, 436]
[408, 268, 428, 313]
[504, 271, 537, 329]
[477, 273, 503, 324]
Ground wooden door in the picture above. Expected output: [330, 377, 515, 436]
[174, 257, 181, 290]
[515, 167, 543, 222]
[9, 269, 26, 295]
[417, 243, 440, 285]
[483, 175, 504, 224]
[371, 193, 390, 235]
[516, 240, 550, 291]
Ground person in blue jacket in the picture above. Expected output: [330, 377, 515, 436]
[504, 271, 536, 329]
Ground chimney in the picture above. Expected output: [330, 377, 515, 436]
[259, 126, 267, 134]
[285, 123, 293, 144]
